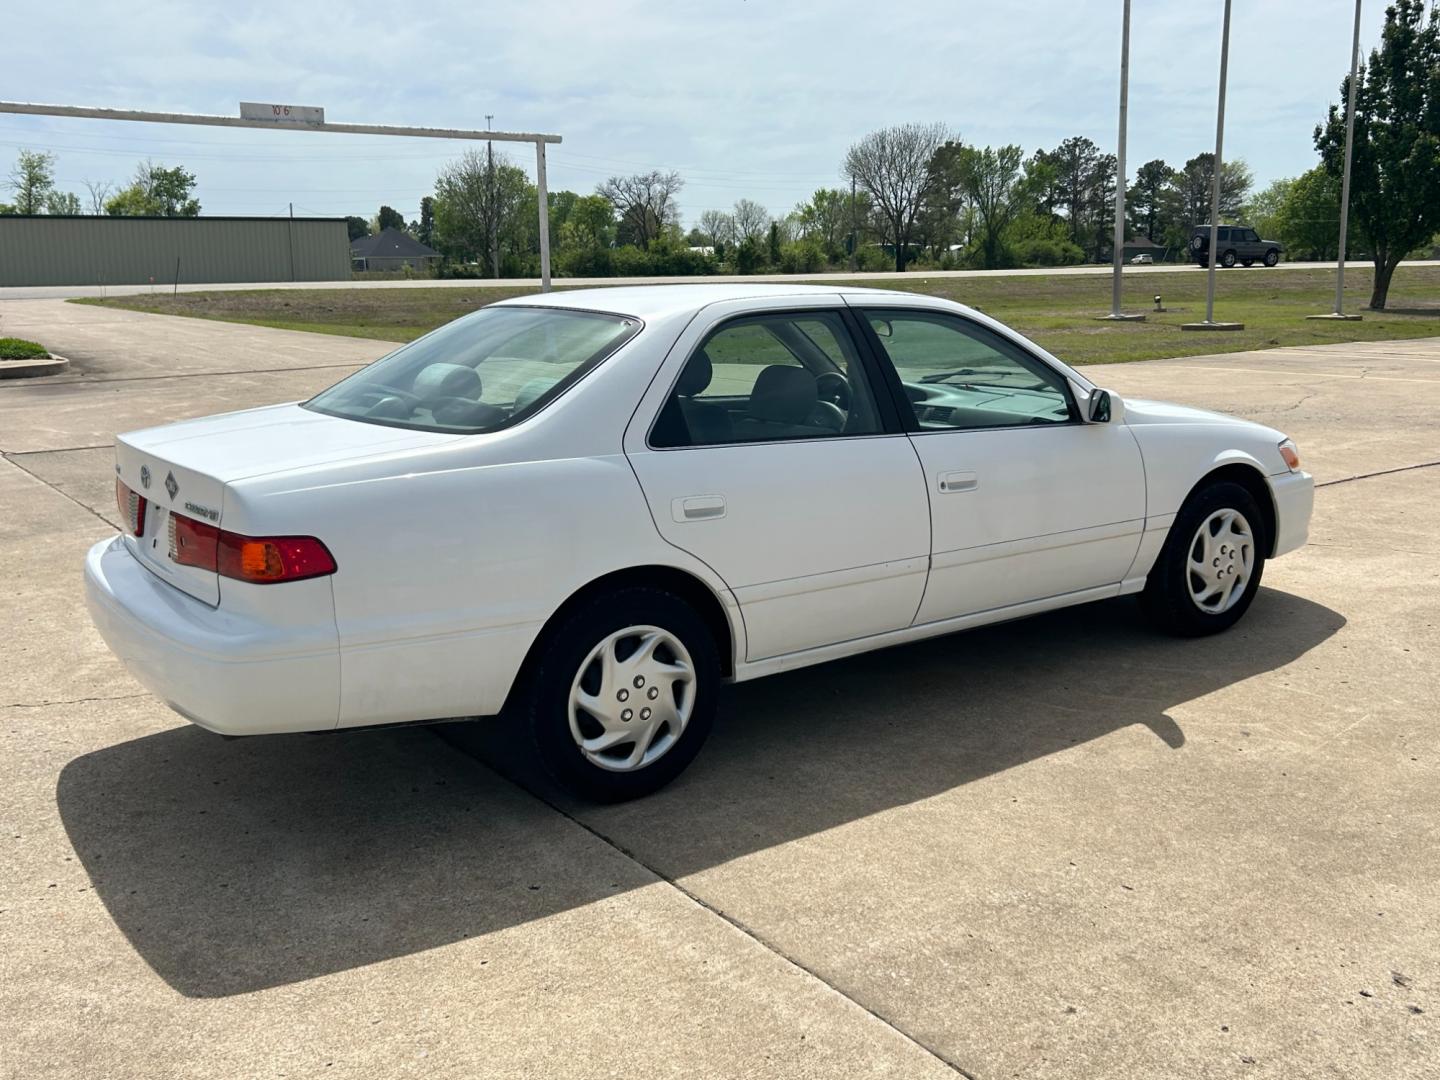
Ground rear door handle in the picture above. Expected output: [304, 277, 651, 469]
[673, 495, 726, 522]
[938, 470, 978, 494]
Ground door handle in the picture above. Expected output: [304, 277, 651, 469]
[673, 495, 726, 522]
[938, 470, 978, 494]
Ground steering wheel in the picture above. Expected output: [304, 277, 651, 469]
[815, 371, 852, 411]
[352, 384, 423, 407]
[809, 401, 847, 432]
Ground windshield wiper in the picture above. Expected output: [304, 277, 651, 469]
[919, 368, 977, 383]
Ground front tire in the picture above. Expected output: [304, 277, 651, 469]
[1264, 249, 1280, 267]
[523, 586, 720, 801]
[1142, 481, 1267, 637]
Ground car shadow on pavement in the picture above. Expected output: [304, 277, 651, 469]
[58, 588, 1343, 998]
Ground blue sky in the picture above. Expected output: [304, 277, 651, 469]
[4, 0, 1388, 226]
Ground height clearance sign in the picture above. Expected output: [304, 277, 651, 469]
[239, 102, 325, 125]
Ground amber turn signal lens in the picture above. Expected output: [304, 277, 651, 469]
[1278, 439, 1301, 471]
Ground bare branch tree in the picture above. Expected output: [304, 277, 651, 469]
[597, 170, 683, 249]
[697, 208, 735, 246]
[843, 122, 950, 271]
[731, 198, 770, 243]
[82, 179, 113, 215]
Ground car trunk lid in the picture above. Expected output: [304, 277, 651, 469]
[114, 403, 463, 605]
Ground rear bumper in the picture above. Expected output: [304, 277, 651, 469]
[1268, 470, 1314, 558]
[85, 536, 341, 735]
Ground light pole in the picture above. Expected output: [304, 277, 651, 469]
[1182, 0, 1244, 331]
[1310, 0, 1364, 321]
[1099, 0, 1144, 321]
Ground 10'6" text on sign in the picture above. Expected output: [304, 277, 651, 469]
[239, 102, 325, 125]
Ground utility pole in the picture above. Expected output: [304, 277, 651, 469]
[287, 200, 295, 282]
[849, 175, 857, 272]
[485, 113, 498, 279]
[1100, 0, 1143, 321]
[1310, 0, 1364, 321]
[1182, 0, 1244, 331]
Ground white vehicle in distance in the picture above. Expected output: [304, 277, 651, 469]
[1130, 253, 1155, 265]
[87, 284, 1313, 800]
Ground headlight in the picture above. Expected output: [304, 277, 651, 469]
[1278, 438, 1301, 472]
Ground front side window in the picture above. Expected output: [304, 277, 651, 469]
[864, 310, 1075, 430]
[650, 311, 882, 447]
[306, 305, 638, 433]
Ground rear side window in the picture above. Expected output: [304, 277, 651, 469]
[650, 311, 883, 447]
[305, 306, 638, 433]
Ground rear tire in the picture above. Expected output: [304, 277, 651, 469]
[1142, 480, 1267, 637]
[1221, 250, 1237, 268]
[522, 586, 720, 801]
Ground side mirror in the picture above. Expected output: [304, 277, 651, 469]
[869, 318, 893, 339]
[1087, 388, 1124, 424]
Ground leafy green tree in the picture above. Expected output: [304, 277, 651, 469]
[561, 194, 616, 251]
[1316, 0, 1440, 308]
[1128, 159, 1175, 242]
[45, 190, 82, 215]
[416, 197, 436, 247]
[956, 144, 1029, 269]
[377, 205, 405, 232]
[916, 141, 967, 259]
[1274, 168, 1342, 260]
[1243, 177, 1294, 241]
[1177, 153, 1252, 230]
[843, 122, 950, 271]
[6, 150, 56, 214]
[792, 188, 854, 262]
[105, 161, 199, 216]
[345, 216, 371, 241]
[767, 221, 782, 266]
[433, 149, 533, 276]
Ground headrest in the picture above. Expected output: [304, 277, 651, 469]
[411, 362, 481, 400]
[676, 349, 714, 397]
[748, 365, 816, 425]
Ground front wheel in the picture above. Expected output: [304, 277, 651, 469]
[1142, 481, 1267, 637]
[1264, 249, 1280, 267]
[523, 586, 720, 801]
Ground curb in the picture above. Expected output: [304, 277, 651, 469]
[0, 354, 70, 379]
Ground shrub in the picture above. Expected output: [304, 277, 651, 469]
[0, 337, 49, 360]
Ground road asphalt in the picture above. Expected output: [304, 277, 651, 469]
[1, 298, 1436, 1078]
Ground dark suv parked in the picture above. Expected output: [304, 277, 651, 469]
[1190, 225, 1283, 268]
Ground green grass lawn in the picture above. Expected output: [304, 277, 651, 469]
[73, 264, 1440, 365]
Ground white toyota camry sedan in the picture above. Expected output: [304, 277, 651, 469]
[87, 283, 1313, 799]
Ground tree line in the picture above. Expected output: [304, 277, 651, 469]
[2, 151, 200, 217]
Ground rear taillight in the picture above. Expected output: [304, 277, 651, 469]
[115, 478, 147, 537]
[167, 511, 335, 584]
[218, 532, 336, 583]
[169, 512, 219, 568]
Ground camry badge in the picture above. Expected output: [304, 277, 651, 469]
[139, 465, 151, 490]
[165, 471, 179, 500]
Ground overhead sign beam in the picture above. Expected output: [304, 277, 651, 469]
[0, 99, 562, 289]
[0, 101, 562, 144]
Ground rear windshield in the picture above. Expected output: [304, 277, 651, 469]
[304, 305, 639, 434]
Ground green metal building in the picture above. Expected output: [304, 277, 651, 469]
[0, 215, 350, 287]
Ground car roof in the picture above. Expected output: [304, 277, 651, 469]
[490, 282, 916, 320]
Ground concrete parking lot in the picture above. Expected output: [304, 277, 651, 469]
[2, 297, 1437, 1079]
